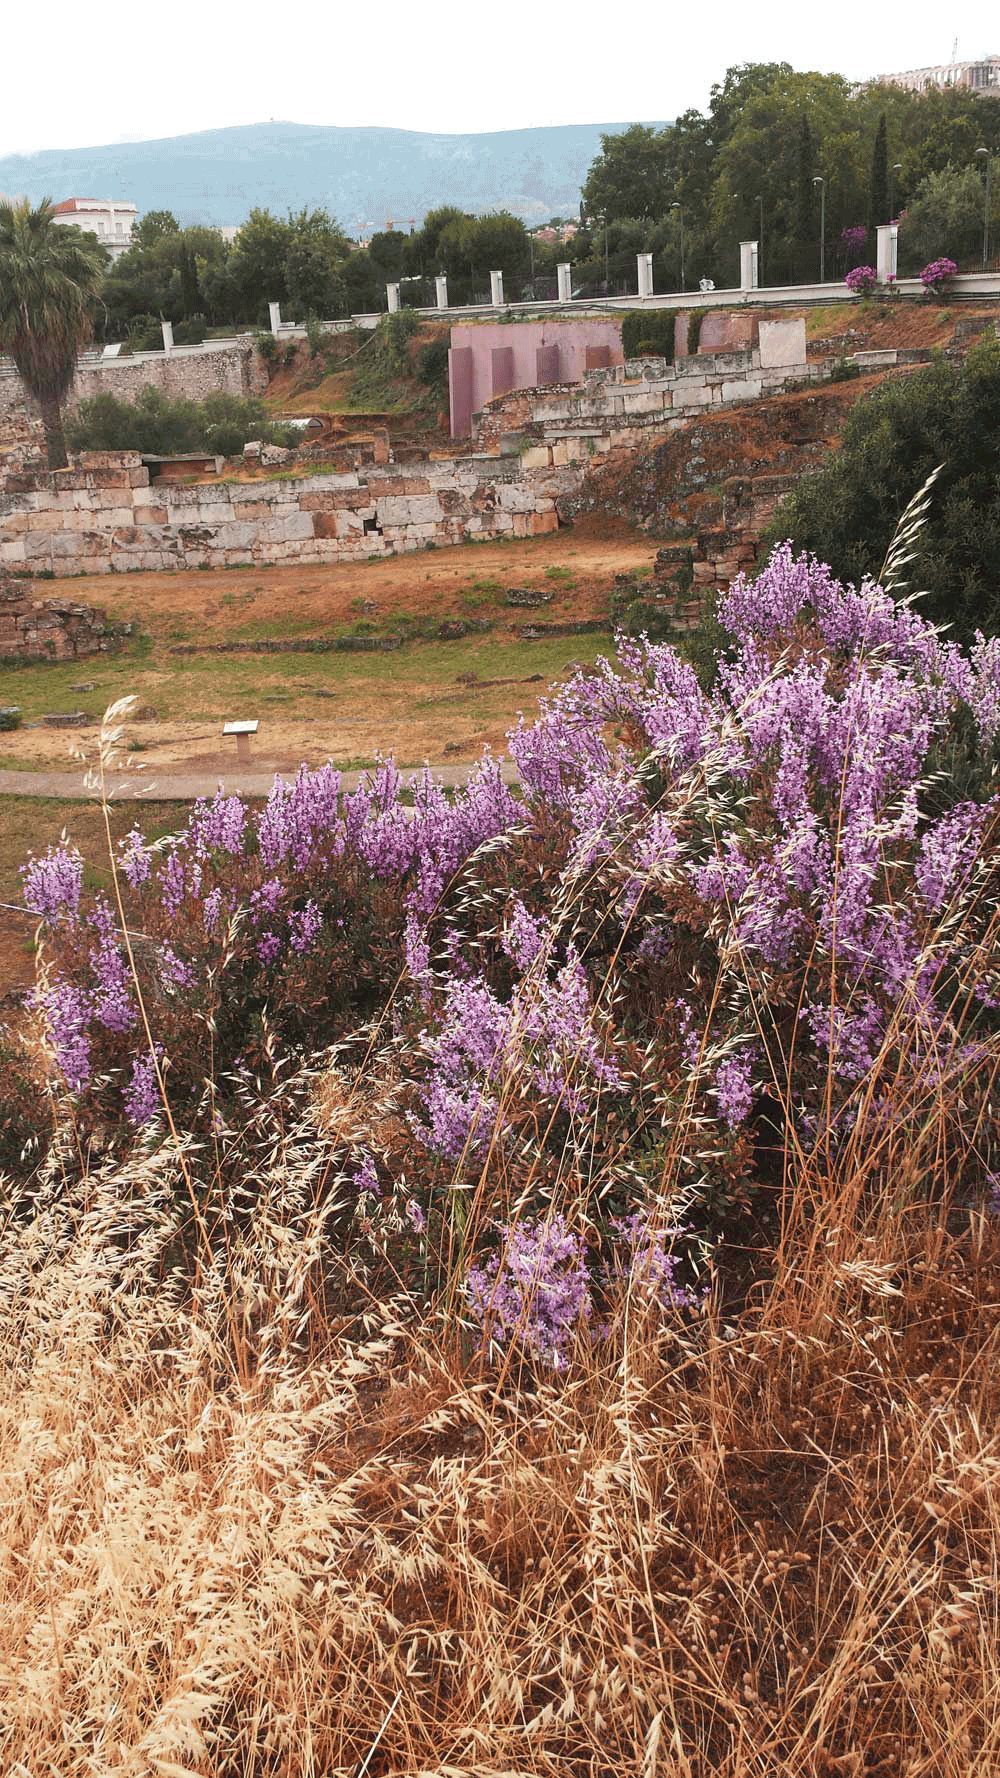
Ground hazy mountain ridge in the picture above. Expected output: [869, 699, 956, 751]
[0, 119, 667, 229]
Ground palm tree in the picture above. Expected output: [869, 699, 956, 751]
[0, 198, 107, 469]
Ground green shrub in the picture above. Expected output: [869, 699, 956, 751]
[686, 309, 705, 356]
[66, 388, 298, 459]
[764, 337, 1000, 646]
[620, 309, 676, 363]
[172, 318, 207, 346]
[256, 332, 279, 368]
[126, 314, 164, 353]
[416, 336, 450, 398]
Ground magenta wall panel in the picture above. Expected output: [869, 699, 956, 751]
[490, 346, 516, 397]
[448, 347, 474, 440]
[448, 318, 625, 435]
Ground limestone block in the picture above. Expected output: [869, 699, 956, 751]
[375, 494, 443, 527]
[128, 467, 151, 488]
[722, 378, 762, 402]
[0, 540, 27, 565]
[336, 509, 364, 537]
[672, 385, 712, 408]
[622, 392, 666, 415]
[216, 522, 259, 550]
[27, 511, 56, 531]
[296, 472, 360, 495]
[23, 533, 54, 559]
[0, 512, 27, 535]
[190, 501, 234, 524]
[312, 513, 339, 539]
[86, 468, 131, 490]
[519, 446, 552, 469]
[758, 318, 807, 370]
[496, 484, 537, 512]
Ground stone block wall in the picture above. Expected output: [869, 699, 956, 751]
[0, 341, 268, 461]
[0, 451, 580, 579]
[475, 322, 815, 460]
[0, 568, 131, 661]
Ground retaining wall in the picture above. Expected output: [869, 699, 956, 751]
[475, 320, 814, 457]
[0, 340, 268, 458]
[0, 452, 580, 578]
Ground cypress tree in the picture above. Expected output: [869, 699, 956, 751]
[794, 116, 817, 280]
[870, 114, 889, 229]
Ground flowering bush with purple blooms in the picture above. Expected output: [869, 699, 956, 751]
[845, 265, 878, 296]
[920, 257, 958, 293]
[17, 543, 1000, 1356]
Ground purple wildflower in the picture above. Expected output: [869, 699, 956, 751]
[466, 1213, 591, 1370]
[22, 843, 84, 925]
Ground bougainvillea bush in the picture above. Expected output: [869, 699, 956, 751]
[921, 255, 958, 292]
[19, 545, 1000, 1358]
[844, 263, 878, 295]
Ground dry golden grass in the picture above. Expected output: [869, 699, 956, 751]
[2, 1124, 999, 1776]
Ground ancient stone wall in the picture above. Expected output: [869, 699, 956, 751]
[0, 451, 579, 579]
[476, 322, 815, 459]
[0, 340, 268, 462]
[0, 569, 131, 662]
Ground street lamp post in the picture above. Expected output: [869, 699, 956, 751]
[670, 201, 684, 292]
[754, 193, 764, 284]
[813, 175, 825, 283]
[976, 148, 992, 270]
[889, 162, 902, 224]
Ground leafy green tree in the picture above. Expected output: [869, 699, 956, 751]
[582, 125, 671, 224]
[229, 208, 294, 317]
[764, 340, 1000, 645]
[897, 164, 997, 271]
[133, 209, 180, 248]
[0, 197, 107, 468]
[283, 208, 350, 318]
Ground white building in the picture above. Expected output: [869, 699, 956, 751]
[873, 53, 1000, 95]
[51, 198, 137, 260]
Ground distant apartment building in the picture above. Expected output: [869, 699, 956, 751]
[51, 198, 137, 259]
[873, 52, 1000, 95]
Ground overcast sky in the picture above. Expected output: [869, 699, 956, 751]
[2, 3, 997, 158]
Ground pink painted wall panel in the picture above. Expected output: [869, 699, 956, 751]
[448, 347, 474, 440]
[490, 346, 516, 398]
[449, 318, 624, 436]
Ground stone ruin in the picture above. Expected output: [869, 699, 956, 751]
[0, 567, 132, 663]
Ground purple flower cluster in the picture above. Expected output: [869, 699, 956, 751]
[22, 843, 84, 924]
[608, 1214, 703, 1313]
[845, 265, 878, 295]
[921, 257, 958, 291]
[465, 1213, 591, 1370]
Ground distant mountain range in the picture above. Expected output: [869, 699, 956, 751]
[0, 119, 667, 231]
